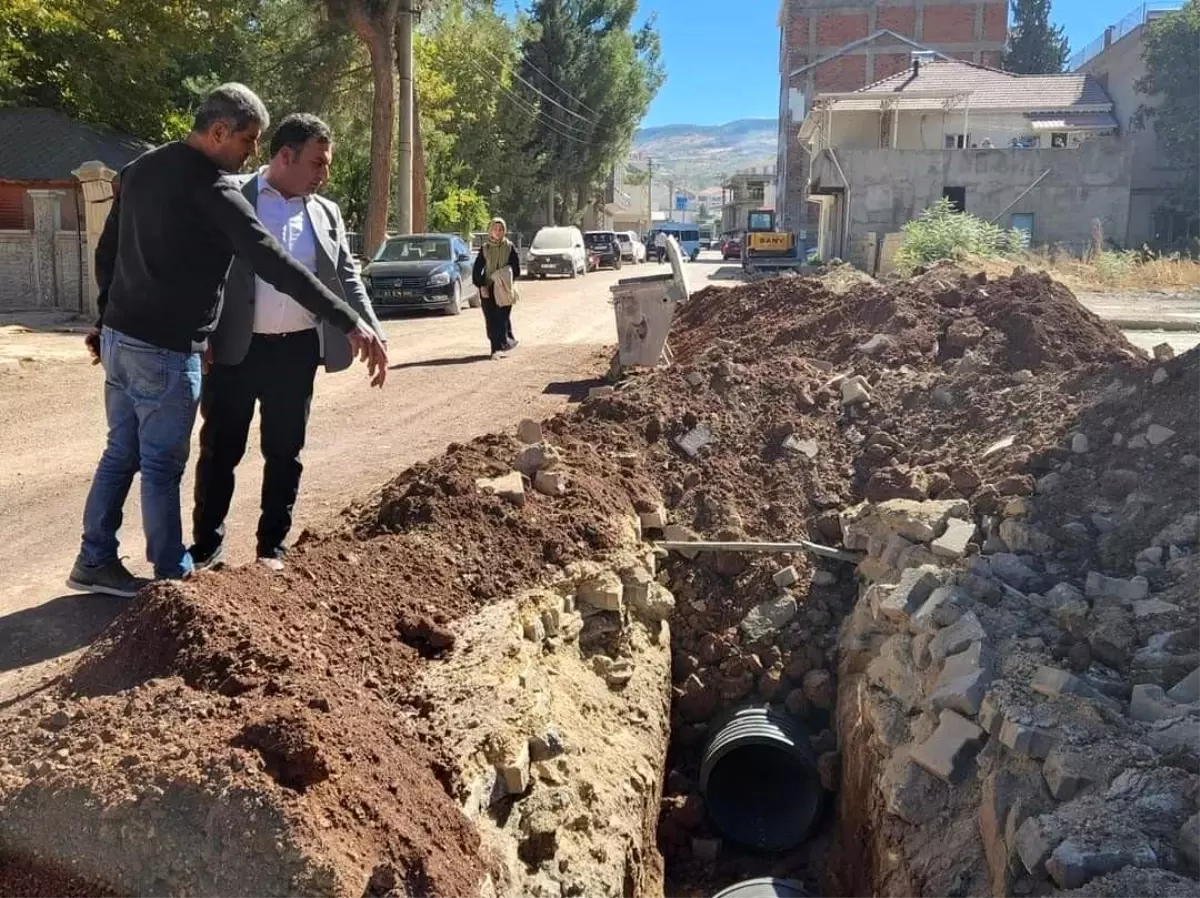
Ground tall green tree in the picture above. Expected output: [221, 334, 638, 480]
[519, 0, 664, 224]
[323, 0, 402, 255]
[1135, 0, 1200, 224]
[1003, 0, 1069, 74]
[415, 0, 539, 232]
[0, 0, 263, 140]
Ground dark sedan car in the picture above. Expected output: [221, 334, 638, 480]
[361, 234, 479, 316]
[584, 230, 623, 270]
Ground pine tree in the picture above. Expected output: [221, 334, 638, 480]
[1003, 0, 1069, 74]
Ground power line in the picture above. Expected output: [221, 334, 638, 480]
[465, 56, 592, 144]
[475, 43, 598, 127]
[461, 0, 600, 118]
[517, 53, 601, 118]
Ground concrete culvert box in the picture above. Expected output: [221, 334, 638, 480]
[713, 877, 808, 898]
[699, 705, 822, 853]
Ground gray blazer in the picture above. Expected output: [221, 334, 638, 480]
[210, 174, 385, 373]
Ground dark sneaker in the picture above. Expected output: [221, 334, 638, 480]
[189, 543, 226, 572]
[66, 558, 148, 598]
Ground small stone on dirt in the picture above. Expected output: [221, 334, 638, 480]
[517, 419, 543, 444]
[1146, 424, 1176, 445]
[476, 471, 526, 506]
[675, 424, 714, 458]
[740, 594, 798, 642]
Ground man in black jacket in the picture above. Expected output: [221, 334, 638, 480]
[67, 83, 388, 598]
[191, 114, 386, 572]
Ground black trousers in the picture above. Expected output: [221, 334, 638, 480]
[481, 295, 514, 353]
[193, 329, 319, 560]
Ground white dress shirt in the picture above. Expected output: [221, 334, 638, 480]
[252, 172, 320, 335]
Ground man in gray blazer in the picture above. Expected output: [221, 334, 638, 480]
[190, 113, 387, 571]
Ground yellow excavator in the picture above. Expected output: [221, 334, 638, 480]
[741, 209, 804, 273]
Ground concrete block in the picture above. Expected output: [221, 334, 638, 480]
[841, 375, 871, 405]
[880, 749, 947, 825]
[1146, 424, 1176, 446]
[1167, 667, 1200, 704]
[1130, 683, 1191, 722]
[639, 504, 668, 530]
[1041, 747, 1093, 801]
[998, 717, 1057, 760]
[476, 471, 526, 506]
[675, 424, 714, 458]
[1045, 838, 1157, 890]
[875, 498, 970, 543]
[1132, 598, 1181, 618]
[1014, 815, 1060, 876]
[534, 469, 568, 497]
[910, 709, 985, 785]
[910, 584, 961, 633]
[875, 567, 941, 625]
[773, 565, 800, 588]
[739, 594, 798, 642]
[867, 634, 922, 711]
[931, 517, 975, 559]
[929, 667, 992, 717]
[577, 569, 624, 613]
[628, 583, 675, 623]
[1085, 571, 1149, 604]
[517, 418, 543, 444]
[498, 740, 531, 794]
[929, 610, 986, 664]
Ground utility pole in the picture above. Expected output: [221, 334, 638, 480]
[396, 0, 414, 235]
[667, 178, 674, 222]
[646, 156, 653, 233]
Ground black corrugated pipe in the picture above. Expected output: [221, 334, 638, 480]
[699, 705, 822, 853]
[713, 878, 808, 898]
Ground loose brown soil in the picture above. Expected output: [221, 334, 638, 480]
[1, 264, 1194, 897]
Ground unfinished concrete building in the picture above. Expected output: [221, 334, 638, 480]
[721, 167, 777, 235]
[797, 58, 1130, 262]
[1073, 0, 1194, 248]
[775, 0, 1008, 240]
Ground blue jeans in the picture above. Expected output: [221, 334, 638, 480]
[79, 327, 202, 578]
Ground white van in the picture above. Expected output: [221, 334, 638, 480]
[527, 226, 587, 279]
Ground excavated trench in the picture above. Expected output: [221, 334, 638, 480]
[652, 546, 865, 898]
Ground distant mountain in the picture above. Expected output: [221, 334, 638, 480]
[632, 118, 778, 189]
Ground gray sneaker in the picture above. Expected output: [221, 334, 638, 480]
[66, 558, 148, 598]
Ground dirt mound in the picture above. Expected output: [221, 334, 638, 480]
[0, 268, 1190, 898]
[1024, 345, 1200, 578]
[679, 266, 1139, 375]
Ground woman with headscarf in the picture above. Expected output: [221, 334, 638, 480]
[472, 217, 521, 358]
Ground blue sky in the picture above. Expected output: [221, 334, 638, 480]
[636, 0, 1139, 128]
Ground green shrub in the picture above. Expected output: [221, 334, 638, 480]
[895, 197, 1027, 272]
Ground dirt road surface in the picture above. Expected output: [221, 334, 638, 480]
[0, 259, 717, 704]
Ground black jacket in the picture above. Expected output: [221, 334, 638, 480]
[96, 141, 360, 353]
[472, 245, 521, 291]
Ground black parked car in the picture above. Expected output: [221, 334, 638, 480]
[584, 230, 623, 270]
[361, 234, 479, 316]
